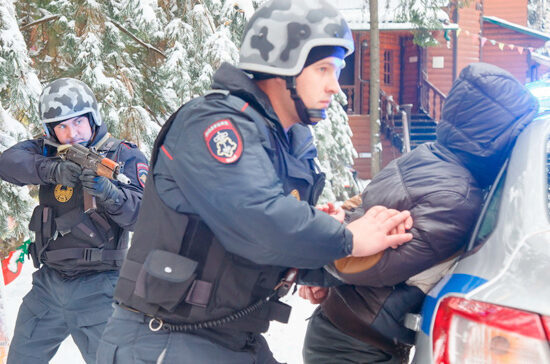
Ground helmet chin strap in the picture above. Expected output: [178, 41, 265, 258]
[285, 77, 326, 125]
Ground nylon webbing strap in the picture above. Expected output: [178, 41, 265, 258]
[88, 211, 115, 243]
[185, 238, 224, 314]
[119, 258, 142, 281]
[44, 247, 125, 262]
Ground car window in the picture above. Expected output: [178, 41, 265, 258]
[468, 163, 508, 250]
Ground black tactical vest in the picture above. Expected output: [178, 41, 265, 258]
[28, 138, 128, 276]
[115, 92, 325, 342]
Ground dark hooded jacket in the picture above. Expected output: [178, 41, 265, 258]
[320, 63, 538, 348]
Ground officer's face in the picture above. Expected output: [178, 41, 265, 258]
[296, 56, 344, 110]
[53, 115, 93, 145]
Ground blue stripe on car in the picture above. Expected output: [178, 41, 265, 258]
[420, 273, 487, 334]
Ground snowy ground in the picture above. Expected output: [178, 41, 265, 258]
[4, 262, 316, 364]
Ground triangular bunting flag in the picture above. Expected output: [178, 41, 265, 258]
[498, 42, 505, 50]
[457, 28, 462, 37]
[518, 46, 524, 54]
[481, 37, 487, 47]
[508, 44, 515, 50]
[490, 39, 496, 45]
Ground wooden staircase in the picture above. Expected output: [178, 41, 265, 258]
[381, 110, 437, 152]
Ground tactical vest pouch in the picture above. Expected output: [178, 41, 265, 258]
[29, 205, 54, 239]
[28, 206, 55, 268]
[136, 249, 198, 312]
[54, 208, 103, 246]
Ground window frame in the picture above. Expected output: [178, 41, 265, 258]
[383, 50, 392, 85]
[466, 160, 509, 252]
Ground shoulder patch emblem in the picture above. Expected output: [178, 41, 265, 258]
[136, 163, 148, 188]
[203, 119, 243, 164]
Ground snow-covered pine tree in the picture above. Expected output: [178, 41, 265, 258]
[0, 0, 41, 255]
[16, 0, 163, 154]
[314, 91, 359, 203]
[159, 0, 246, 99]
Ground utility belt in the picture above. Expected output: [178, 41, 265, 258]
[119, 267, 297, 333]
[116, 215, 293, 336]
[28, 204, 125, 270]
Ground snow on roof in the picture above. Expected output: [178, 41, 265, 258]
[483, 16, 550, 41]
[334, 0, 455, 31]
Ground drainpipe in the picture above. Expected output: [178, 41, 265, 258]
[479, 0, 484, 61]
[452, 1, 458, 81]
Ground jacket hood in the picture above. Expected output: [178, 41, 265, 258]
[437, 62, 538, 186]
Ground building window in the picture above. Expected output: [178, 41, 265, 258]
[383, 50, 392, 85]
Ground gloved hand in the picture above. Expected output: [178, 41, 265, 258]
[80, 169, 124, 208]
[49, 160, 82, 187]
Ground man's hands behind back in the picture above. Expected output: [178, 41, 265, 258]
[347, 206, 413, 257]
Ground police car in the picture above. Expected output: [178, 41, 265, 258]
[410, 89, 550, 363]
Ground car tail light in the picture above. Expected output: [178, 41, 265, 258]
[432, 297, 550, 364]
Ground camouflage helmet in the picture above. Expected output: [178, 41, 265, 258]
[238, 0, 354, 76]
[39, 78, 102, 136]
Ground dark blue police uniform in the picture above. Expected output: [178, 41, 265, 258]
[0, 121, 147, 364]
[97, 63, 353, 363]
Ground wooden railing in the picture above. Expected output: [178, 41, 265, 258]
[341, 85, 357, 114]
[341, 82, 412, 153]
[380, 89, 412, 153]
[420, 72, 446, 121]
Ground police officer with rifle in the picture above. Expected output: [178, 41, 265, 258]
[98, 1, 413, 363]
[0, 78, 148, 364]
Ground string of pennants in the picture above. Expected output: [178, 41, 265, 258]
[456, 28, 535, 55]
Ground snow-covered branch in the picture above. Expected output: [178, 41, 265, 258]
[110, 20, 166, 59]
[20, 14, 60, 30]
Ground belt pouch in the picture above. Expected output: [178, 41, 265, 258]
[55, 208, 103, 246]
[136, 249, 198, 312]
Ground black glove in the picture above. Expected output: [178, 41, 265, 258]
[47, 160, 82, 187]
[80, 169, 124, 208]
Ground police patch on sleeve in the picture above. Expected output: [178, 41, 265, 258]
[136, 163, 148, 188]
[203, 119, 243, 164]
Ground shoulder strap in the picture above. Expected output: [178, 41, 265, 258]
[95, 136, 123, 162]
[97, 136, 122, 153]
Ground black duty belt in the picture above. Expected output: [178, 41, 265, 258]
[120, 268, 299, 333]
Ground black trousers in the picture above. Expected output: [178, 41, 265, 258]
[302, 308, 404, 364]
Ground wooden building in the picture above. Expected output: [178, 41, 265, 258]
[336, 0, 550, 179]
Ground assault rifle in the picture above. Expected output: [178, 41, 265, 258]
[56, 143, 131, 185]
[45, 140, 131, 211]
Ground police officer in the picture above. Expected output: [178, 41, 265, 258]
[97, 1, 412, 363]
[0, 78, 148, 364]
